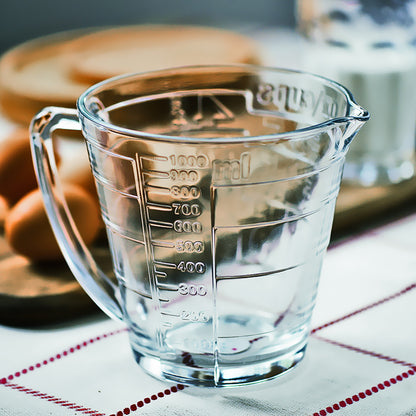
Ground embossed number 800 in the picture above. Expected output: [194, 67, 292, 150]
[170, 186, 200, 200]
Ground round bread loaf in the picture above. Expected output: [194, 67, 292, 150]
[5, 184, 101, 261]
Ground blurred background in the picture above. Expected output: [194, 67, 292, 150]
[0, 0, 296, 53]
[0, 0, 415, 328]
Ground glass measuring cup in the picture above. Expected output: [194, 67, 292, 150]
[30, 65, 368, 387]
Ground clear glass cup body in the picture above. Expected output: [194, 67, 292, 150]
[297, 0, 416, 186]
[30, 65, 368, 387]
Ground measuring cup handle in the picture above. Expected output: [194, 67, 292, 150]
[30, 107, 124, 321]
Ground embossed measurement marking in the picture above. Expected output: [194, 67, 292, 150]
[134, 152, 210, 349]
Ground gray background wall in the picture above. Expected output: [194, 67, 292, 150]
[0, 0, 296, 53]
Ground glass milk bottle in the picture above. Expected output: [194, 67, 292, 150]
[297, 0, 416, 186]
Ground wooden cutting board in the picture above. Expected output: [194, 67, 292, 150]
[1, 177, 415, 327]
[334, 177, 416, 232]
[0, 236, 111, 327]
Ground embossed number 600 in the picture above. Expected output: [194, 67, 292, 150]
[173, 220, 202, 233]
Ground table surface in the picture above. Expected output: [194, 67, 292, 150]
[1, 28, 416, 416]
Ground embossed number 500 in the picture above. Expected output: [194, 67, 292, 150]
[175, 240, 204, 253]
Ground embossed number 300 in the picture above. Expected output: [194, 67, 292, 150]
[178, 283, 207, 296]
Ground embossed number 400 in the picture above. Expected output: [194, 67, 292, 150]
[177, 261, 206, 273]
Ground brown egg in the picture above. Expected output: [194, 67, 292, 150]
[0, 127, 62, 205]
[5, 184, 101, 261]
[57, 139, 97, 196]
[0, 128, 38, 205]
[0, 194, 9, 228]
[56, 140, 104, 232]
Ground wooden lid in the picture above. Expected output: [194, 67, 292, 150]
[0, 25, 260, 125]
[64, 25, 260, 84]
[0, 29, 92, 124]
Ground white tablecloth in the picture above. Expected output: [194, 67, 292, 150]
[2, 212, 416, 416]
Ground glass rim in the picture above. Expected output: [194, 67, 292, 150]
[77, 64, 369, 143]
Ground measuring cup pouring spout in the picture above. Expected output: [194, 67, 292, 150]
[337, 117, 369, 154]
[310, 83, 369, 154]
[339, 98, 369, 152]
[30, 65, 369, 388]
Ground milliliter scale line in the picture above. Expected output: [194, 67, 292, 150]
[157, 283, 179, 292]
[139, 154, 169, 162]
[144, 184, 171, 194]
[142, 169, 170, 179]
[152, 240, 175, 248]
[146, 202, 173, 211]
[148, 219, 174, 229]
[161, 311, 180, 318]
[135, 153, 167, 351]
[154, 261, 176, 269]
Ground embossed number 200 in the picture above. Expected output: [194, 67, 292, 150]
[180, 310, 209, 322]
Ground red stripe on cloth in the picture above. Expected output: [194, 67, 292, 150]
[109, 384, 186, 416]
[310, 367, 416, 416]
[313, 335, 416, 367]
[2, 382, 106, 415]
[311, 283, 416, 334]
[1, 327, 127, 414]
[0, 327, 127, 385]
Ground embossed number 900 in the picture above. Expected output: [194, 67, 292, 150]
[170, 169, 198, 183]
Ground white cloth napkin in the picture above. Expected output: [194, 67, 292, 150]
[1, 212, 416, 416]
